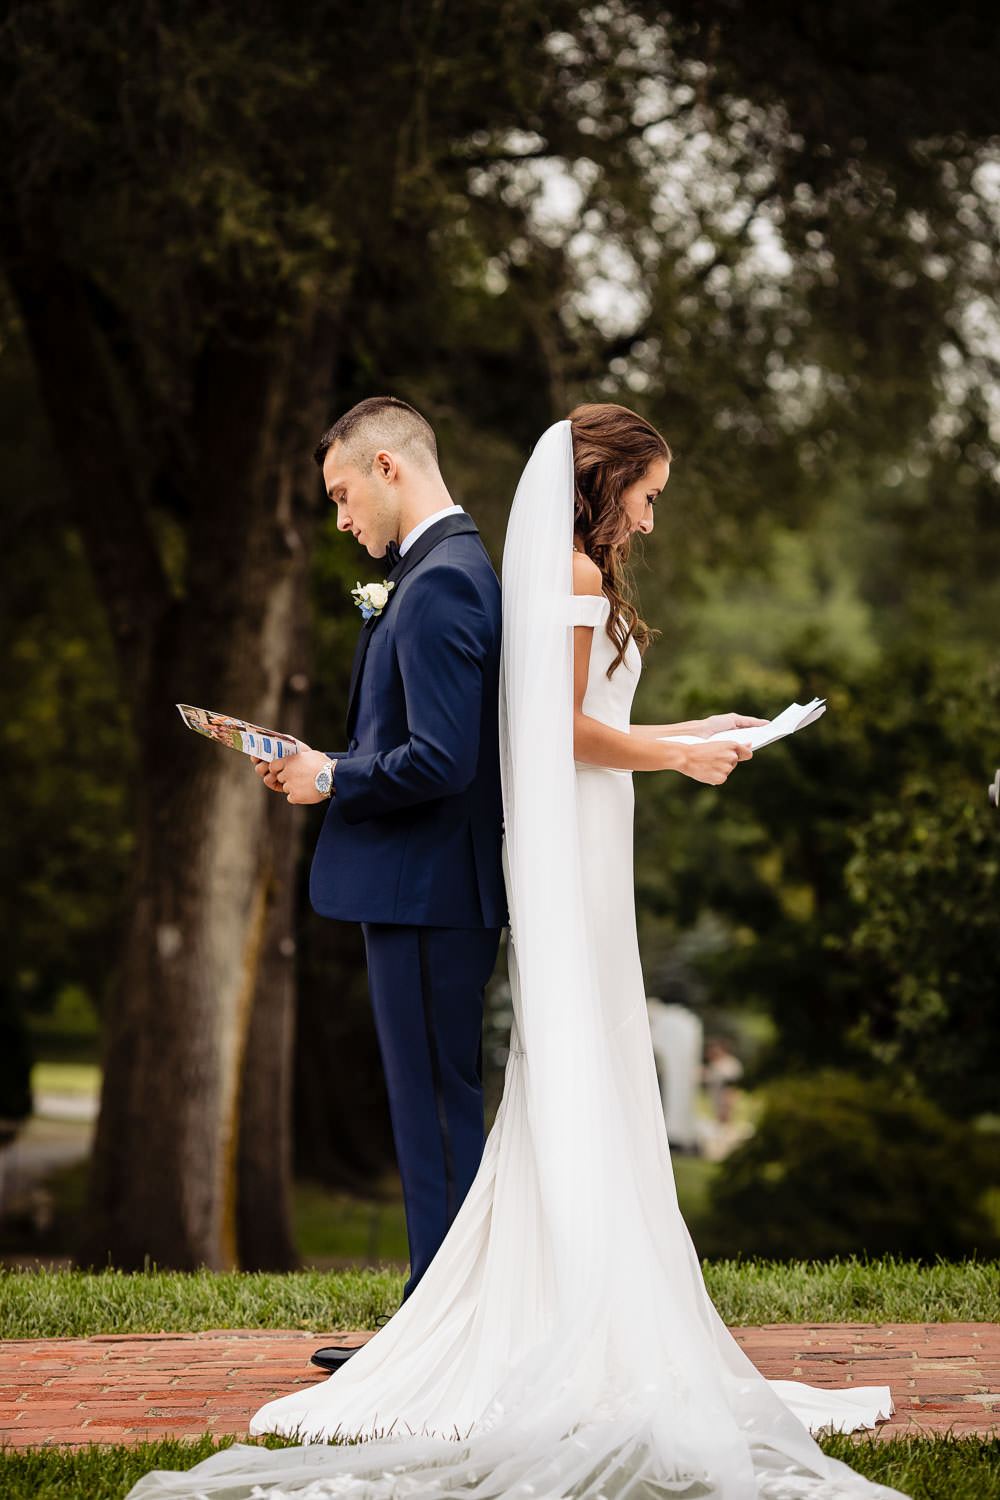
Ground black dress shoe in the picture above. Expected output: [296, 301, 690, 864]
[310, 1345, 361, 1371]
[310, 1313, 395, 1371]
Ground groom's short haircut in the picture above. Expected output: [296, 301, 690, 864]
[314, 396, 439, 475]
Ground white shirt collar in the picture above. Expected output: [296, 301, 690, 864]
[399, 504, 464, 557]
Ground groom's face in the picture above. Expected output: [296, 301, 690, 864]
[323, 443, 400, 559]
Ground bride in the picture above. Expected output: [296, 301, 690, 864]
[131, 407, 909, 1499]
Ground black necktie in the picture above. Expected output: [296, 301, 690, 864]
[384, 540, 401, 569]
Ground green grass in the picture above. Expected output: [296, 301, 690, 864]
[703, 1254, 1000, 1325]
[822, 1434, 1000, 1498]
[0, 1434, 998, 1499]
[0, 1160, 413, 1266]
[670, 1152, 718, 1224]
[1, 1256, 997, 1340]
[291, 1183, 409, 1264]
[30, 1061, 102, 1096]
[0, 1265, 407, 1339]
[0, 1434, 292, 1500]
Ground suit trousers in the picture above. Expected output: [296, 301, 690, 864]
[361, 922, 502, 1297]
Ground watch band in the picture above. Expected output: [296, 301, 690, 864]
[315, 757, 336, 799]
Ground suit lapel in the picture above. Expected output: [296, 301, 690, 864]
[345, 616, 378, 730]
[345, 513, 481, 735]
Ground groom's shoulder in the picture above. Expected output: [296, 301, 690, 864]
[436, 524, 495, 566]
[408, 531, 498, 592]
[395, 544, 499, 637]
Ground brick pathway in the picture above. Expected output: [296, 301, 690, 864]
[731, 1323, 1000, 1440]
[1, 1324, 997, 1449]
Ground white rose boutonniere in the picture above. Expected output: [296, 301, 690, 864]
[351, 579, 395, 621]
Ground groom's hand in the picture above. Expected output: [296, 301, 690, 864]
[252, 747, 329, 804]
[251, 756, 284, 792]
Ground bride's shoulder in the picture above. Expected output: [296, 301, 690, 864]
[571, 551, 603, 597]
[569, 552, 608, 628]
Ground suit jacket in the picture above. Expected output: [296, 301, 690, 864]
[310, 513, 506, 928]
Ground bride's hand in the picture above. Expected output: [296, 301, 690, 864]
[675, 739, 753, 785]
[693, 712, 769, 738]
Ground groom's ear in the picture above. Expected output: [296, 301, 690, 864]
[373, 449, 399, 483]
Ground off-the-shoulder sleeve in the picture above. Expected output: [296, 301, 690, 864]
[568, 594, 610, 627]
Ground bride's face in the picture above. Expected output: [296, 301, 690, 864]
[619, 456, 669, 540]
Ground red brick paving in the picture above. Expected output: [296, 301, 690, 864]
[0, 1324, 997, 1449]
[730, 1323, 1000, 1441]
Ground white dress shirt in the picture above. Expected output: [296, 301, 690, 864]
[399, 504, 464, 557]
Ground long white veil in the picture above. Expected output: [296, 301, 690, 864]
[127, 422, 909, 1499]
[499, 420, 616, 1316]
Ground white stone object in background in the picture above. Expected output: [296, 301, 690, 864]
[646, 998, 703, 1152]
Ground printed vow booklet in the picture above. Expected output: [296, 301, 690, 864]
[660, 698, 826, 750]
[176, 704, 299, 763]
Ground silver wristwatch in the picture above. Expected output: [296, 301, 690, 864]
[314, 759, 335, 798]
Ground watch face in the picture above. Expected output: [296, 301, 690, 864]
[315, 765, 332, 796]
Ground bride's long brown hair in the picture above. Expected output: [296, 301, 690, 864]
[569, 402, 671, 676]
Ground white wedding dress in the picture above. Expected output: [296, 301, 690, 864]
[129, 423, 907, 1500]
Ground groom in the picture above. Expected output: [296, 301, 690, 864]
[255, 396, 505, 1364]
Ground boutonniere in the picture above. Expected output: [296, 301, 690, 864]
[351, 579, 395, 620]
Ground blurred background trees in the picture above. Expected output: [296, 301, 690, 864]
[1, 0, 997, 1267]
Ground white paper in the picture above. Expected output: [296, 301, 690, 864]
[659, 698, 826, 750]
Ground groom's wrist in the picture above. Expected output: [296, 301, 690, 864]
[314, 756, 337, 799]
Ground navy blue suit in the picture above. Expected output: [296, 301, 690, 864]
[310, 512, 505, 1293]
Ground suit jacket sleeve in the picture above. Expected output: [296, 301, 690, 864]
[332, 565, 490, 823]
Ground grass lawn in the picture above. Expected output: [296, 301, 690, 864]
[292, 1182, 410, 1266]
[670, 1150, 717, 1228]
[0, 1156, 415, 1268]
[1, 1256, 997, 1339]
[30, 1061, 102, 1097]
[0, 1433, 998, 1499]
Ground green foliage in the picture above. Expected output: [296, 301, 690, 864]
[701, 1071, 1000, 1261]
[0, 321, 132, 1104]
[846, 776, 1000, 1120]
[635, 633, 999, 1118]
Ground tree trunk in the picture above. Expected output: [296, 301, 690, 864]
[234, 324, 336, 1271]
[235, 790, 301, 1271]
[79, 323, 333, 1270]
[84, 752, 270, 1268]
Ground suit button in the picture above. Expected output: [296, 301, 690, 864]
[349, 738, 359, 751]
